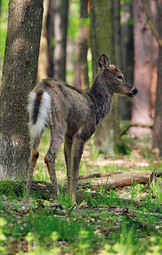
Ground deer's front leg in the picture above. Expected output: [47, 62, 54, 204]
[71, 134, 85, 204]
[64, 135, 73, 196]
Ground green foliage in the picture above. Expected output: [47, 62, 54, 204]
[88, 53, 93, 85]
[67, 0, 80, 39]
[0, 0, 9, 61]
[127, 17, 134, 26]
[0, 179, 161, 255]
[122, 0, 131, 3]
[80, 18, 89, 26]
[114, 142, 132, 155]
[0, 180, 25, 198]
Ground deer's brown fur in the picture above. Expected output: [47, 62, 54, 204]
[24, 54, 138, 203]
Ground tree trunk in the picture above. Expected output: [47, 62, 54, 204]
[113, 0, 121, 69]
[130, 0, 153, 136]
[47, 0, 54, 78]
[119, 1, 134, 120]
[0, 0, 1, 81]
[152, 0, 162, 156]
[0, 0, 43, 180]
[90, 0, 122, 155]
[149, 1, 158, 119]
[37, 0, 52, 82]
[74, 0, 89, 91]
[53, 0, 69, 82]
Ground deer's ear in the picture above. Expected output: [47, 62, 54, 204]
[99, 54, 110, 70]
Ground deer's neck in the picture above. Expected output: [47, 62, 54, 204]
[88, 76, 113, 125]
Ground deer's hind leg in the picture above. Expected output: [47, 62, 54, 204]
[45, 122, 66, 200]
[23, 136, 41, 202]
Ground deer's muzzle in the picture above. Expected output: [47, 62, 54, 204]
[128, 87, 138, 97]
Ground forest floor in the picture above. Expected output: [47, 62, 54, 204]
[0, 130, 161, 255]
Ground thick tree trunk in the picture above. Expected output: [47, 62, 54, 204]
[0, 0, 43, 180]
[53, 0, 69, 82]
[0, 0, 1, 81]
[74, 0, 89, 91]
[130, 0, 154, 136]
[37, 0, 52, 82]
[152, 0, 162, 156]
[90, 0, 122, 155]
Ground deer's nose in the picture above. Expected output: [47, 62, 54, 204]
[132, 87, 138, 94]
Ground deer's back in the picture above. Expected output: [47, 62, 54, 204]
[34, 79, 96, 138]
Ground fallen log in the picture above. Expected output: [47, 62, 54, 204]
[77, 171, 152, 190]
[78, 172, 123, 180]
[0, 171, 153, 200]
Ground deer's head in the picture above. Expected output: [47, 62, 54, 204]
[99, 54, 138, 97]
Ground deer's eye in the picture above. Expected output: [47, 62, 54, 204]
[117, 75, 123, 80]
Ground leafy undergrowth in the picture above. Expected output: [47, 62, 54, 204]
[0, 131, 161, 254]
[0, 184, 161, 255]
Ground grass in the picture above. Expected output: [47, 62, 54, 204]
[0, 129, 161, 254]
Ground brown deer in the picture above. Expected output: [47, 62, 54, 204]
[23, 54, 138, 204]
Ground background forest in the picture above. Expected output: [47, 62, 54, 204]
[0, 0, 161, 161]
[0, 0, 162, 254]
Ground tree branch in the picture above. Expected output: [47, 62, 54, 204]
[142, 0, 162, 47]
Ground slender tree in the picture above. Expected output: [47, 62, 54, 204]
[53, 0, 69, 81]
[0, 0, 43, 180]
[113, 0, 121, 69]
[152, 0, 162, 155]
[74, 0, 89, 91]
[90, 0, 122, 155]
[37, 0, 52, 82]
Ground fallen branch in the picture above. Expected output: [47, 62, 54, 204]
[142, 0, 162, 47]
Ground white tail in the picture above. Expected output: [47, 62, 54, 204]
[28, 91, 51, 140]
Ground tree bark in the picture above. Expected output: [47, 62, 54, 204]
[74, 0, 89, 91]
[113, 0, 121, 69]
[37, 0, 52, 82]
[53, 0, 69, 82]
[90, 0, 122, 155]
[119, 1, 134, 120]
[0, 0, 43, 180]
[0, 0, 1, 81]
[152, 0, 162, 156]
[130, 0, 154, 136]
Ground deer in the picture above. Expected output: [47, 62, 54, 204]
[23, 54, 138, 205]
